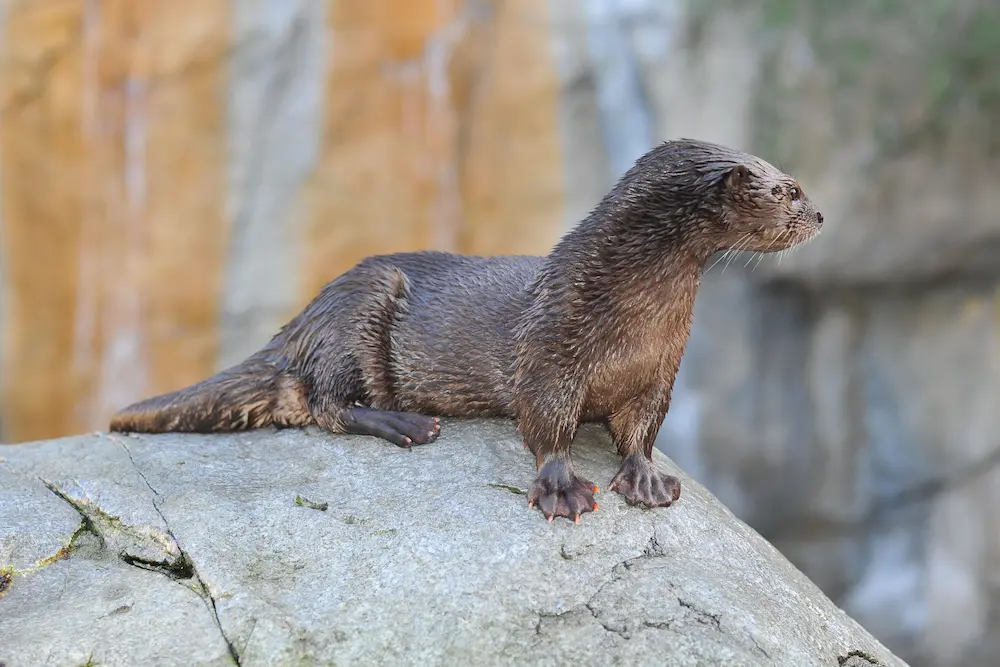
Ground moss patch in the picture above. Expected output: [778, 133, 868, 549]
[0, 568, 12, 598]
[35, 544, 73, 569]
[341, 515, 369, 526]
[486, 483, 526, 496]
[294, 494, 329, 511]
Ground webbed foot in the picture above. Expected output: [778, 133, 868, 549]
[609, 452, 681, 508]
[527, 454, 599, 524]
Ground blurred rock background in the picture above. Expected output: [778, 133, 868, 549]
[1, 0, 998, 665]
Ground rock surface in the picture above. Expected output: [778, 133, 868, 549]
[547, 1, 1000, 664]
[0, 421, 905, 667]
[3, 1, 996, 663]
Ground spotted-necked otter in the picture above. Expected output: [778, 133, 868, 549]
[110, 138, 823, 523]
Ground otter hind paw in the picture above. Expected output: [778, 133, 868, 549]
[343, 408, 441, 448]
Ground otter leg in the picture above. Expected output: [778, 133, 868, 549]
[341, 407, 440, 449]
[345, 265, 442, 448]
[303, 264, 442, 449]
[516, 370, 596, 523]
[607, 388, 681, 508]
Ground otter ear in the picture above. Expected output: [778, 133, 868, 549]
[725, 164, 750, 191]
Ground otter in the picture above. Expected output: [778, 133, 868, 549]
[110, 138, 823, 523]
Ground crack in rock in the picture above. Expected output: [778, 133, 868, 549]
[294, 495, 329, 511]
[678, 597, 722, 631]
[0, 522, 80, 590]
[838, 649, 883, 666]
[534, 608, 570, 635]
[584, 602, 630, 638]
[41, 445, 243, 667]
[643, 533, 667, 558]
[114, 439, 243, 666]
[534, 562, 634, 639]
[643, 620, 673, 631]
[41, 480, 178, 562]
[119, 551, 196, 580]
[535, 531, 775, 657]
[749, 634, 771, 659]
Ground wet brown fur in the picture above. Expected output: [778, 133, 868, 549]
[110, 138, 823, 522]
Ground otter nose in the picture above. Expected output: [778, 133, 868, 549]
[816, 212, 824, 226]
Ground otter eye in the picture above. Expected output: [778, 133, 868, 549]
[789, 186, 801, 200]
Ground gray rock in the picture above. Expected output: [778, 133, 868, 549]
[741, 0, 1000, 288]
[656, 268, 1000, 666]
[1, 421, 905, 666]
[548, 1, 1000, 661]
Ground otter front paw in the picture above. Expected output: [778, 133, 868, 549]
[527, 454, 599, 524]
[609, 452, 681, 508]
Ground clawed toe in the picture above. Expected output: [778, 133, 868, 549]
[395, 413, 440, 445]
[527, 455, 599, 523]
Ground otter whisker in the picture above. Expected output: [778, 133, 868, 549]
[715, 236, 745, 275]
[746, 235, 776, 269]
[707, 248, 733, 274]
[774, 229, 792, 251]
[722, 249, 742, 275]
[707, 250, 732, 274]
[749, 247, 771, 271]
[708, 233, 752, 274]
[722, 233, 756, 275]
[751, 229, 792, 271]
[752, 249, 772, 271]
[776, 235, 795, 264]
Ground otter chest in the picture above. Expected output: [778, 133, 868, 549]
[580, 316, 685, 417]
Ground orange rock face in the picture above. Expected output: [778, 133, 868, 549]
[300, 0, 565, 299]
[0, 0, 230, 442]
[0, 0, 566, 442]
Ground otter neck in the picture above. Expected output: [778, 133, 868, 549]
[555, 198, 716, 290]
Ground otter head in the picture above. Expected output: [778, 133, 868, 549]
[716, 160, 824, 253]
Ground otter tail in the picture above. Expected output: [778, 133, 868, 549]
[108, 352, 312, 434]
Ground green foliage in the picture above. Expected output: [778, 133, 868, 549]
[687, 0, 1000, 161]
